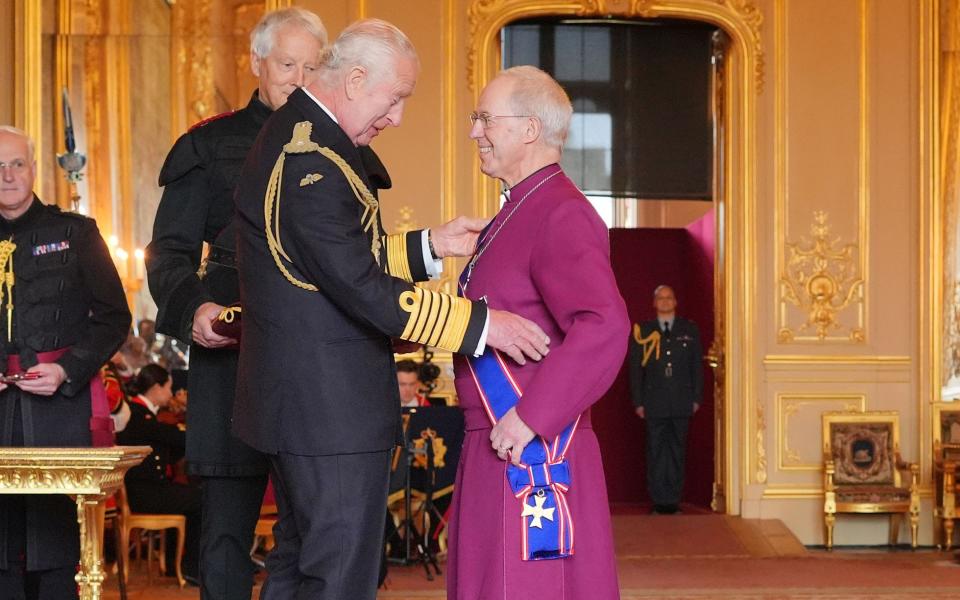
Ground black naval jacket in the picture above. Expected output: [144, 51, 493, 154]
[232, 88, 487, 456]
[0, 197, 130, 571]
[147, 91, 397, 476]
[117, 400, 186, 483]
[629, 317, 704, 419]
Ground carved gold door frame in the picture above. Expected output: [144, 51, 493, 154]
[468, 0, 764, 513]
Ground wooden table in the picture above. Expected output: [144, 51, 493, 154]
[0, 446, 151, 600]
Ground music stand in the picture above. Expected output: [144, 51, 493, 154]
[386, 406, 464, 580]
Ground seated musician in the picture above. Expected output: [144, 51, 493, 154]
[116, 364, 201, 584]
[397, 360, 432, 408]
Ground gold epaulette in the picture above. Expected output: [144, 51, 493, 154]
[384, 234, 414, 282]
[264, 121, 382, 292]
[633, 323, 661, 367]
[399, 286, 472, 352]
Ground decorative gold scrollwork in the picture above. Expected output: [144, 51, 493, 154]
[467, 0, 764, 94]
[412, 428, 448, 470]
[778, 211, 865, 342]
[394, 206, 419, 236]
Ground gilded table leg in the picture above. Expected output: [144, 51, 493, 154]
[74, 495, 107, 600]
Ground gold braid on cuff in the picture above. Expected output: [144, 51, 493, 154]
[399, 287, 472, 352]
[384, 234, 413, 283]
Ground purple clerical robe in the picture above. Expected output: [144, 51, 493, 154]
[448, 164, 629, 599]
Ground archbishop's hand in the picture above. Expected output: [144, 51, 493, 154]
[193, 302, 237, 349]
[17, 363, 67, 396]
[429, 216, 491, 258]
[486, 309, 550, 366]
[491, 407, 536, 466]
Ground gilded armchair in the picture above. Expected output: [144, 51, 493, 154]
[933, 402, 960, 549]
[822, 411, 919, 549]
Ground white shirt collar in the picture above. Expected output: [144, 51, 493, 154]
[302, 87, 339, 124]
[137, 394, 160, 416]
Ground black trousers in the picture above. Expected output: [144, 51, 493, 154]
[0, 397, 80, 600]
[199, 474, 267, 600]
[125, 479, 202, 579]
[645, 417, 690, 506]
[261, 450, 391, 600]
[0, 497, 77, 600]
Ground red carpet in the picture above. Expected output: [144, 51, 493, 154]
[104, 512, 960, 599]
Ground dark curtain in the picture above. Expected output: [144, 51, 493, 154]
[594, 215, 715, 507]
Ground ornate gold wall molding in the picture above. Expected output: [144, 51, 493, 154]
[394, 206, 420, 235]
[756, 400, 767, 483]
[171, 0, 215, 135]
[235, 3, 265, 109]
[776, 393, 866, 471]
[777, 211, 865, 343]
[13, 0, 42, 183]
[467, 0, 764, 97]
[764, 355, 911, 367]
[775, 1, 870, 347]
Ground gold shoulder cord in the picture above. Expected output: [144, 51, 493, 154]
[263, 121, 382, 292]
[0, 239, 15, 342]
[632, 323, 661, 367]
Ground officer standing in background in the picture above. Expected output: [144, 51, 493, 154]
[629, 284, 703, 515]
[0, 125, 130, 599]
[146, 8, 330, 599]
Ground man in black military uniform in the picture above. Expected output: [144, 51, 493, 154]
[0, 126, 131, 599]
[145, 8, 329, 599]
[629, 284, 703, 515]
[232, 19, 551, 600]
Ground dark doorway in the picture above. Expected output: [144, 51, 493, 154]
[597, 220, 715, 508]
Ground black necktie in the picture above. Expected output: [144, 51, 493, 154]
[663, 321, 671, 336]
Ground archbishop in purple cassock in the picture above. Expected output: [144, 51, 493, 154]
[447, 66, 629, 599]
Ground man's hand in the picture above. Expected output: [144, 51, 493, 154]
[17, 363, 68, 396]
[693, 403, 700, 414]
[491, 407, 536, 466]
[486, 309, 550, 366]
[193, 302, 237, 348]
[391, 338, 422, 355]
[635, 406, 645, 419]
[429, 216, 491, 258]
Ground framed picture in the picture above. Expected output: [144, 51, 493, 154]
[822, 411, 900, 487]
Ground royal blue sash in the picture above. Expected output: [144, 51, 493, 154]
[466, 349, 578, 560]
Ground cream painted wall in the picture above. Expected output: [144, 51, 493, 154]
[748, 0, 930, 545]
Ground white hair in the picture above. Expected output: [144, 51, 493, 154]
[653, 284, 675, 298]
[250, 7, 327, 59]
[498, 66, 572, 151]
[318, 18, 419, 88]
[0, 125, 35, 158]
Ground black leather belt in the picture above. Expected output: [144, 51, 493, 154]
[206, 245, 236, 269]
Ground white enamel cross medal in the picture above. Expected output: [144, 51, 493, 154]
[521, 493, 556, 529]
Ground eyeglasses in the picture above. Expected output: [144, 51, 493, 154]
[469, 112, 535, 129]
[0, 160, 29, 173]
